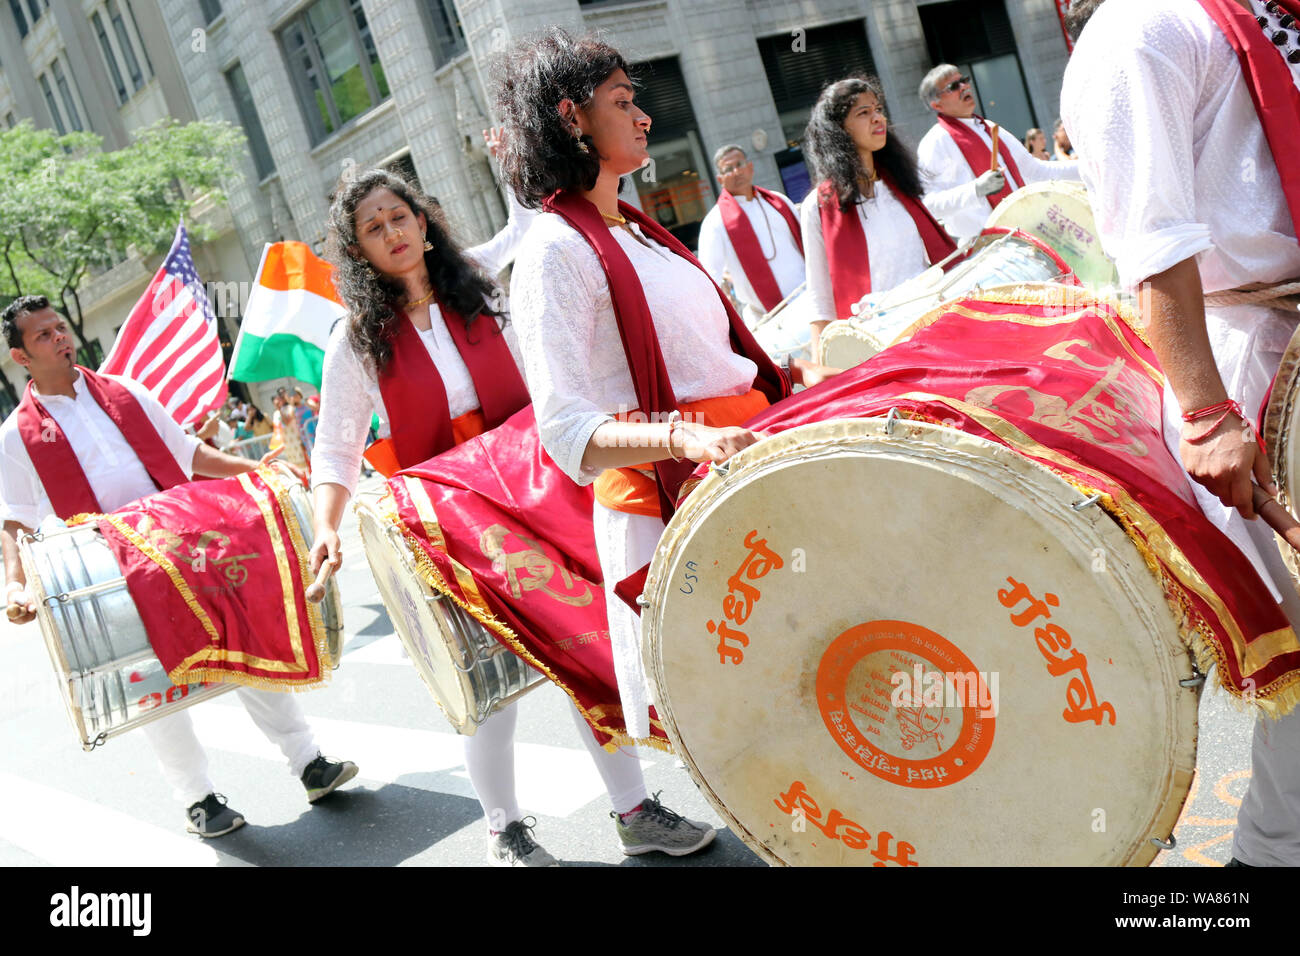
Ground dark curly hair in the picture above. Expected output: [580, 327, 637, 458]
[803, 75, 923, 213]
[493, 27, 633, 208]
[324, 168, 501, 373]
[1065, 0, 1107, 40]
[2, 294, 52, 350]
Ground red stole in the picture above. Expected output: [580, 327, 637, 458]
[542, 190, 789, 521]
[16, 367, 188, 519]
[716, 186, 805, 311]
[817, 174, 958, 321]
[377, 303, 529, 470]
[936, 114, 1025, 208]
[1197, 0, 1300, 245]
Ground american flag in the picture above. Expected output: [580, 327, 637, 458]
[100, 222, 228, 428]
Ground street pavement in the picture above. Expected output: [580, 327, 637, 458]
[0, 474, 1258, 868]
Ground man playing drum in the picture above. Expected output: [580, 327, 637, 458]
[1063, 0, 1300, 866]
[1, 296, 358, 839]
[697, 144, 806, 327]
[917, 64, 1080, 244]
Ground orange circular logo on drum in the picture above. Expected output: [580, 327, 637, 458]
[816, 620, 995, 789]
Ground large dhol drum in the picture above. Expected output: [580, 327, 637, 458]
[818, 229, 1076, 370]
[22, 470, 343, 750]
[355, 492, 545, 734]
[984, 180, 1120, 290]
[1263, 322, 1300, 587]
[750, 284, 816, 364]
[641, 418, 1198, 866]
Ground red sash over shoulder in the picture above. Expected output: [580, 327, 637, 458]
[716, 186, 804, 312]
[376, 303, 528, 470]
[1197, 0, 1300, 244]
[818, 175, 957, 321]
[936, 114, 1025, 209]
[389, 407, 672, 750]
[542, 190, 789, 520]
[16, 367, 188, 519]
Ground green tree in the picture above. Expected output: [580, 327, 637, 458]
[0, 118, 246, 408]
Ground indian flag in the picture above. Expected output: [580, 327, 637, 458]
[228, 241, 347, 387]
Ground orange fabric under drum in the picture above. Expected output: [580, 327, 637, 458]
[363, 409, 488, 478]
[594, 388, 771, 516]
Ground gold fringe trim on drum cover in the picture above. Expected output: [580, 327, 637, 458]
[894, 398, 1300, 719]
[382, 483, 672, 753]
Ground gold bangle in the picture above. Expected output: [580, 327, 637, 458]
[666, 411, 683, 462]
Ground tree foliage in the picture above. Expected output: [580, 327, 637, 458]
[0, 118, 246, 405]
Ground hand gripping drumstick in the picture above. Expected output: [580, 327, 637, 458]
[1254, 485, 1300, 555]
[305, 561, 334, 604]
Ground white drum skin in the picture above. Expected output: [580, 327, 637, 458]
[985, 180, 1119, 290]
[642, 419, 1198, 866]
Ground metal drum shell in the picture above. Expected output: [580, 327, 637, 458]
[641, 418, 1199, 866]
[984, 180, 1120, 290]
[1264, 321, 1300, 591]
[353, 491, 544, 734]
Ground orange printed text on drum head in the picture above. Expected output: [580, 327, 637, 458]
[705, 529, 783, 665]
[773, 780, 919, 867]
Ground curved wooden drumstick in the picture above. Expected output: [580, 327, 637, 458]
[1254, 485, 1300, 554]
[305, 561, 335, 604]
[990, 124, 1001, 173]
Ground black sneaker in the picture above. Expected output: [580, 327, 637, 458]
[186, 793, 245, 838]
[301, 753, 359, 803]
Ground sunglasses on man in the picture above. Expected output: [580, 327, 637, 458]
[942, 76, 971, 95]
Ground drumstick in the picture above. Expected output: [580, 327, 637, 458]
[305, 561, 334, 604]
[990, 125, 1001, 172]
[1253, 485, 1300, 554]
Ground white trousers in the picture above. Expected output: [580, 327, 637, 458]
[591, 502, 666, 742]
[462, 696, 649, 828]
[1160, 302, 1300, 865]
[141, 687, 320, 808]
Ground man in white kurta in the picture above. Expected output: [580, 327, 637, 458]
[917, 64, 1080, 243]
[1063, 0, 1300, 866]
[697, 145, 805, 325]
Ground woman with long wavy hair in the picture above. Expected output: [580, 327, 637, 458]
[307, 166, 686, 867]
[800, 75, 957, 356]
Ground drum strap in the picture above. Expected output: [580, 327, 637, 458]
[817, 175, 958, 321]
[16, 368, 188, 519]
[716, 187, 804, 312]
[543, 189, 789, 521]
[377, 303, 528, 471]
[1198, 0, 1300, 247]
[936, 114, 1025, 208]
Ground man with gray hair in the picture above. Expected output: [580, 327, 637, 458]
[916, 64, 1079, 243]
[697, 144, 805, 325]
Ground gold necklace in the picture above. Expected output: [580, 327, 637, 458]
[601, 211, 628, 226]
[404, 287, 435, 308]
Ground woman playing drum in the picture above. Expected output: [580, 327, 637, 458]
[309, 165, 710, 866]
[496, 26, 838, 829]
[801, 76, 958, 357]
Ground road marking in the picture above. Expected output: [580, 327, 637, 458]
[0, 772, 220, 867]
[189, 703, 650, 818]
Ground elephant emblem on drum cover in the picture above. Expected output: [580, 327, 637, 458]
[479, 525, 595, 607]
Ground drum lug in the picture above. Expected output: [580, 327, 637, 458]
[43, 593, 70, 607]
[709, 462, 730, 478]
[21, 530, 43, 544]
[1150, 833, 1176, 851]
[1071, 493, 1104, 511]
[1179, 671, 1206, 688]
[636, 594, 650, 609]
[83, 731, 109, 753]
[885, 407, 901, 435]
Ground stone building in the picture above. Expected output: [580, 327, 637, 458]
[0, 0, 1074, 416]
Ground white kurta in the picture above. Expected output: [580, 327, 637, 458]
[511, 212, 757, 738]
[918, 116, 1081, 243]
[1063, 0, 1300, 867]
[800, 179, 933, 325]
[697, 190, 806, 323]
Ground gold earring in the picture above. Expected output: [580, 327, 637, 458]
[574, 126, 590, 154]
[423, 236, 433, 251]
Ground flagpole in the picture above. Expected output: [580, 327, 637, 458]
[228, 242, 273, 382]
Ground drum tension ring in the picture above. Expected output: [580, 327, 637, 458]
[1071, 493, 1104, 511]
[1150, 833, 1176, 851]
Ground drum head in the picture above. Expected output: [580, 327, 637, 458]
[643, 419, 1197, 866]
[1263, 322, 1300, 591]
[985, 181, 1119, 289]
[355, 496, 481, 733]
[818, 321, 887, 371]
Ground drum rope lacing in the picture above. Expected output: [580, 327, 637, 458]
[1203, 279, 1300, 309]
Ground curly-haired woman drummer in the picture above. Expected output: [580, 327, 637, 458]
[801, 75, 958, 357]
[496, 27, 838, 839]
[309, 163, 707, 866]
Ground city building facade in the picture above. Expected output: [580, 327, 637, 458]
[1, 0, 1074, 418]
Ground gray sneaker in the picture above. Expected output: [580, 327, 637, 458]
[488, 818, 560, 867]
[613, 792, 717, 857]
[186, 793, 245, 838]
